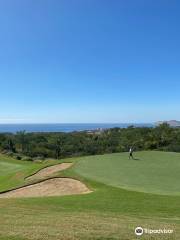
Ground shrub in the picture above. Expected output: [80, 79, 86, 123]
[21, 156, 33, 161]
[5, 151, 14, 157]
[33, 156, 45, 161]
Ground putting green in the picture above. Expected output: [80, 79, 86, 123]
[74, 151, 180, 196]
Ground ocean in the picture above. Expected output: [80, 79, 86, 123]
[0, 123, 154, 133]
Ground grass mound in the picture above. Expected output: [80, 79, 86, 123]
[0, 154, 58, 192]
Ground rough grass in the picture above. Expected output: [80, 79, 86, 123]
[0, 198, 179, 240]
[0, 152, 180, 239]
[0, 154, 59, 192]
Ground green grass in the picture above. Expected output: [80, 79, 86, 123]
[73, 151, 180, 196]
[0, 151, 180, 239]
[0, 154, 59, 191]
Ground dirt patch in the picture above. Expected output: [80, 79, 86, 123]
[26, 163, 73, 181]
[0, 178, 91, 198]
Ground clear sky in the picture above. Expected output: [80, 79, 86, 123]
[0, 0, 180, 123]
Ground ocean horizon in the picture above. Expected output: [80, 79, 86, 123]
[0, 123, 154, 133]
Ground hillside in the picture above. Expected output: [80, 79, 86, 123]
[0, 152, 180, 239]
[156, 120, 180, 127]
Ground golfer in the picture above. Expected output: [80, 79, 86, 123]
[129, 147, 134, 159]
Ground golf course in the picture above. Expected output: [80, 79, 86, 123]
[0, 151, 180, 239]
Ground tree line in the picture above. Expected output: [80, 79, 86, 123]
[0, 123, 180, 161]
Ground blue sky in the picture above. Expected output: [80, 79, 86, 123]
[0, 0, 179, 123]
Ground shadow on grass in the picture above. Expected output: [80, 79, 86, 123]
[129, 157, 141, 160]
[133, 158, 141, 160]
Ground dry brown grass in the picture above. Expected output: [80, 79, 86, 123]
[0, 200, 179, 240]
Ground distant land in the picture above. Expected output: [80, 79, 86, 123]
[156, 120, 180, 127]
[0, 123, 154, 133]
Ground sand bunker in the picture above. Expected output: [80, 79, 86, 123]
[0, 162, 91, 198]
[26, 163, 73, 181]
[0, 178, 91, 198]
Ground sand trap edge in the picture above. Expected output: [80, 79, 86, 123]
[25, 162, 73, 181]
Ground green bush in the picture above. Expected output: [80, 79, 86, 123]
[21, 156, 33, 161]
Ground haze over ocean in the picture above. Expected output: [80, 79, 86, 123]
[0, 123, 153, 133]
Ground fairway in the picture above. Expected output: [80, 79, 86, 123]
[74, 151, 180, 196]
